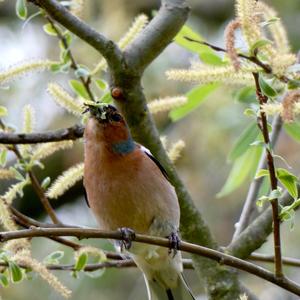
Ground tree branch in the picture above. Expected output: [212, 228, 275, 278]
[1, 227, 300, 296]
[0, 125, 84, 144]
[124, 0, 190, 73]
[253, 72, 283, 277]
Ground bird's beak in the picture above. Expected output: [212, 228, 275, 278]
[84, 104, 110, 123]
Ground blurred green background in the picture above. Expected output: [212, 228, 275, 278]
[1, 0, 300, 299]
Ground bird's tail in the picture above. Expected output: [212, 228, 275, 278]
[145, 274, 195, 300]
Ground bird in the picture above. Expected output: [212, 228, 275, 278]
[83, 104, 195, 300]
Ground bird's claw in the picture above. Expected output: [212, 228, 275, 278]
[118, 227, 136, 251]
[167, 231, 180, 257]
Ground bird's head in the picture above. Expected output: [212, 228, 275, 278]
[84, 104, 135, 154]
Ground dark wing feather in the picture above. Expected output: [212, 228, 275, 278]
[140, 145, 169, 181]
[82, 182, 90, 207]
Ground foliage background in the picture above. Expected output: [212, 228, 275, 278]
[0, 0, 300, 299]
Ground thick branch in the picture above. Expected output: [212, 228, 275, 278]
[0, 125, 84, 144]
[1, 227, 300, 296]
[124, 0, 190, 72]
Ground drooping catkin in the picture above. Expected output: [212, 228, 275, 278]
[225, 19, 241, 70]
[13, 250, 72, 299]
[47, 83, 83, 116]
[281, 90, 300, 122]
[31, 141, 74, 161]
[92, 14, 148, 74]
[148, 96, 187, 114]
[0, 60, 53, 85]
[46, 163, 84, 199]
[167, 140, 185, 163]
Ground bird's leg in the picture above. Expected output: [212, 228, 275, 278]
[167, 231, 180, 258]
[118, 227, 136, 251]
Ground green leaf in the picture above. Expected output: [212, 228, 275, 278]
[94, 79, 107, 90]
[250, 39, 273, 56]
[41, 177, 51, 190]
[75, 253, 88, 271]
[284, 122, 300, 143]
[234, 87, 256, 104]
[0, 106, 8, 117]
[228, 122, 259, 161]
[43, 23, 57, 36]
[217, 146, 262, 198]
[276, 168, 298, 199]
[287, 79, 300, 89]
[255, 169, 269, 179]
[15, 0, 27, 20]
[260, 17, 280, 27]
[258, 76, 277, 98]
[174, 25, 223, 65]
[243, 108, 257, 118]
[44, 250, 64, 264]
[100, 92, 113, 104]
[9, 167, 25, 181]
[169, 83, 218, 121]
[9, 261, 23, 283]
[0, 150, 7, 167]
[69, 80, 90, 99]
[0, 273, 9, 287]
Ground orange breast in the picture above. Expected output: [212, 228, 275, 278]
[84, 143, 180, 235]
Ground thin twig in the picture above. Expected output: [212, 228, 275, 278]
[253, 72, 283, 277]
[0, 227, 300, 296]
[232, 115, 283, 241]
[184, 37, 272, 73]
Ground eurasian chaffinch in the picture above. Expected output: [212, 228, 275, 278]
[83, 104, 194, 300]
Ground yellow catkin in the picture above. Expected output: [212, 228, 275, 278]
[31, 140, 74, 161]
[0, 199, 17, 231]
[70, 0, 85, 19]
[148, 96, 187, 114]
[20, 104, 35, 156]
[256, 2, 290, 54]
[235, 0, 261, 47]
[0, 169, 15, 179]
[281, 90, 300, 122]
[236, 0, 277, 59]
[225, 19, 241, 70]
[160, 136, 168, 150]
[0, 60, 54, 85]
[270, 53, 296, 76]
[92, 14, 148, 74]
[46, 163, 84, 199]
[13, 250, 72, 299]
[3, 238, 31, 253]
[47, 83, 83, 116]
[167, 140, 185, 163]
[22, 105, 35, 134]
[3, 180, 29, 205]
[260, 103, 282, 116]
[166, 65, 257, 85]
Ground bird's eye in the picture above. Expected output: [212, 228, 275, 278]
[111, 113, 122, 122]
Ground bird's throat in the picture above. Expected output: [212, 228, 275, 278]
[111, 137, 135, 154]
